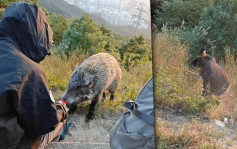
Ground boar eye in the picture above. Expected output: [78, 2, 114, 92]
[74, 86, 80, 90]
[80, 89, 85, 94]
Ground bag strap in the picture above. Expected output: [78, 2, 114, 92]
[124, 99, 154, 126]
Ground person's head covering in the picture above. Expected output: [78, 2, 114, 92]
[0, 2, 53, 63]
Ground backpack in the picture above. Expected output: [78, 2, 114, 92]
[109, 77, 154, 149]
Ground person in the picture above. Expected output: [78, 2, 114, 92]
[0, 2, 68, 149]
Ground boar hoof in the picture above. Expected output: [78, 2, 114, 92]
[85, 118, 91, 123]
[85, 115, 94, 123]
[103, 92, 106, 98]
[110, 94, 114, 101]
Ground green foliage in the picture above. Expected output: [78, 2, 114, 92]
[154, 0, 237, 59]
[0, 0, 39, 19]
[197, 0, 237, 58]
[99, 25, 116, 52]
[150, 0, 166, 26]
[47, 12, 68, 45]
[57, 13, 152, 71]
[59, 14, 109, 57]
[153, 30, 220, 114]
[176, 25, 210, 59]
[119, 35, 151, 69]
[155, 0, 211, 30]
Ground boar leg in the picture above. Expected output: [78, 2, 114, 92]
[108, 77, 120, 101]
[110, 94, 114, 101]
[86, 93, 103, 122]
[108, 88, 116, 101]
[69, 104, 77, 114]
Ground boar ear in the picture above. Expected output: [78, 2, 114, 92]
[85, 75, 98, 88]
[74, 63, 79, 70]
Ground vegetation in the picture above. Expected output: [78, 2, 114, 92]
[38, 0, 151, 39]
[58, 14, 113, 57]
[153, 1, 237, 147]
[153, 28, 237, 149]
[47, 13, 69, 45]
[0, 0, 152, 115]
[38, 9, 152, 115]
[153, 29, 221, 115]
[155, 117, 223, 148]
[154, 0, 237, 59]
[40, 50, 152, 116]
[0, 0, 38, 19]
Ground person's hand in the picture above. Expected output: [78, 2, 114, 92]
[55, 100, 69, 121]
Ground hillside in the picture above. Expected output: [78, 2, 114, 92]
[153, 29, 237, 148]
[38, 0, 73, 17]
[38, 0, 151, 39]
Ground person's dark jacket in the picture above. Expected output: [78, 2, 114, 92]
[201, 60, 230, 96]
[0, 2, 64, 148]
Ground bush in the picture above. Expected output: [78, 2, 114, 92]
[154, 0, 211, 30]
[58, 14, 112, 57]
[154, 0, 237, 60]
[153, 29, 220, 114]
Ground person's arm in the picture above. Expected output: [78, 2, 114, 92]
[14, 69, 67, 135]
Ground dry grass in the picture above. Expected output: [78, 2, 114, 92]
[153, 29, 237, 148]
[40, 51, 89, 93]
[155, 117, 223, 148]
[153, 29, 219, 114]
[209, 50, 237, 124]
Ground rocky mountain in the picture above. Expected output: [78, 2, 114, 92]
[38, 0, 151, 39]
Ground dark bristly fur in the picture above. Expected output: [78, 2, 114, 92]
[60, 53, 122, 122]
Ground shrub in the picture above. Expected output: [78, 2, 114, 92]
[153, 29, 220, 114]
[58, 14, 111, 57]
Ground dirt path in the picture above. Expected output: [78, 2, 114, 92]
[62, 112, 120, 144]
[157, 107, 237, 148]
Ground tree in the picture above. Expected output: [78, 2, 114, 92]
[150, 0, 165, 27]
[154, 0, 237, 59]
[59, 14, 110, 57]
[176, 0, 237, 59]
[99, 25, 116, 52]
[0, 0, 39, 19]
[155, 0, 211, 30]
[47, 12, 68, 45]
[119, 35, 151, 61]
[197, 0, 237, 57]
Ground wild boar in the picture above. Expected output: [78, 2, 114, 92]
[60, 53, 122, 122]
[192, 56, 230, 96]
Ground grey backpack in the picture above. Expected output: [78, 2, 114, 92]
[109, 78, 154, 149]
